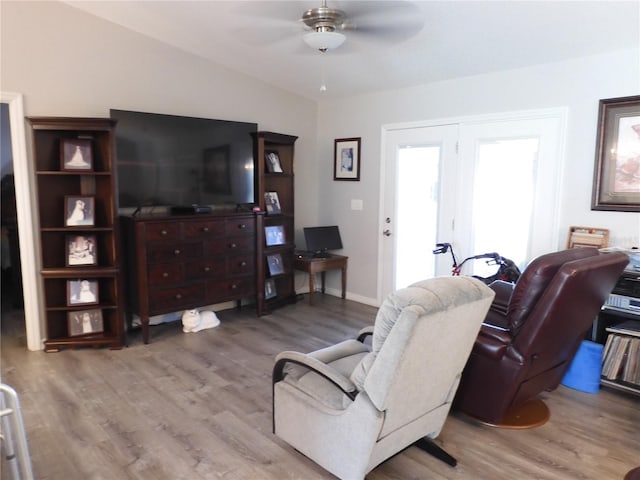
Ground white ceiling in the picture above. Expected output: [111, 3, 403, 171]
[65, 1, 640, 101]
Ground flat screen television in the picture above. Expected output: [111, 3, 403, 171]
[111, 109, 257, 212]
[303, 226, 343, 257]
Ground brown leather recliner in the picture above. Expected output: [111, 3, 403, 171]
[454, 247, 629, 427]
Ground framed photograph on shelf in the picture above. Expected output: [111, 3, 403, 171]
[334, 137, 361, 181]
[64, 195, 95, 227]
[264, 191, 282, 215]
[66, 234, 97, 266]
[267, 253, 285, 276]
[61, 138, 93, 171]
[265, 150, 283, 173]
[66, 279, 99, 306]
[591, 95, 640, 212]
[68, 308, 104, 336]
[265, 278, 277, 299]
[265, 225, 285, 246]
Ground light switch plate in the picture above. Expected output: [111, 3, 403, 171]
[351, 199, 363, 210]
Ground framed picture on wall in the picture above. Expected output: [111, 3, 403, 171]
[334, 137, 361, 181]
[61, 138, 93, 171]
[591, 95, 640, 212]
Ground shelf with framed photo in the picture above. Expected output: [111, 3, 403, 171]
[28, 117, 124, 351]
[264, 191, 282, 215]
[253, 132, 298, 315]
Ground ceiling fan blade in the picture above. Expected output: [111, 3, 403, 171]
[337, 0, 422, 23]
[231, 1, 309, 24]
[228, 1, 308, 47]
[232, 24, 300, 47]
[345, 21, 424, 46]
[339, 0, 425, 45]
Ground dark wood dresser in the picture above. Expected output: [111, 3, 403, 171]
[120, 212, 256, 343]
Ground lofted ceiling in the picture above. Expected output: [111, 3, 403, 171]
[65, 1, 640, 101]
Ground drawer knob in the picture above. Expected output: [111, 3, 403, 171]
[175, 293, 182, 300]
[231, 284, 238, 290]
[202, 227, 209, 233]
[162, 272, 169, 278]
[204, 266, 210, 272]
[238, 224, 246, 229]
[239, 261, 247, 267]
[229, 243, 237, 249]
[161, 229, 168, 236]
[174, 249, 181, 255]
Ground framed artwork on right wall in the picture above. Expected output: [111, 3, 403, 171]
[591, 95, 640, 212]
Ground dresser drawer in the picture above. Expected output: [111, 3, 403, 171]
[205, 236, 254, 256]
[226, 218, 255, 236]
[148, 263, 184, 286]
[183, 219, 225, 239]
[208, 276, 255, 300]
[185, 258, 226, 279]
[149, 284, 205, 313]
[144, 222, 181, 241]
[148, 241, 203, 262]
[228, 254, 255, 276]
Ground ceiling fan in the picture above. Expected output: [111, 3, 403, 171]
[300, 0, 425, 52]
[301, 1, 348, 51]
[235, 1, 425, 55]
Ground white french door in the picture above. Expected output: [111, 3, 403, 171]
[379, 124, 458, 297]
[380, 110, 565, 302]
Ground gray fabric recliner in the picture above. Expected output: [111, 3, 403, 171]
[272, 276, 495, 480]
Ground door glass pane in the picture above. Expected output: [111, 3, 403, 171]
[470, 137, 538, 278]
[395, 145, 440, 289]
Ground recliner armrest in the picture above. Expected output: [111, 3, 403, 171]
[488, 280, 514, 315]
[272, 351, 358, 400]
[356, 325, 374, 342]
[473, 328, 510, 360]
[479, 323, 512, 342]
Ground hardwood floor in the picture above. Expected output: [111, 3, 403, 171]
[1, 293, 638, 480]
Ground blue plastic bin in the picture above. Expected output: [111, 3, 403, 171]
[561, 340, 604, 394]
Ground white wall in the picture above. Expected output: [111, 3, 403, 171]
[0, 1, 319, 347]
[315, 49, 640, 304]
[0, 1, 320, 228]
[3, 2, 639, 317]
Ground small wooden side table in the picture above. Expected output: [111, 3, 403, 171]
[294, 254, 348, 305]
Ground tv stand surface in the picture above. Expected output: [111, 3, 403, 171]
[170, 205, 212, 215]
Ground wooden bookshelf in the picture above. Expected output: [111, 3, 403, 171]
[27, 117, 124, 351]
[253, 132, 298, 316]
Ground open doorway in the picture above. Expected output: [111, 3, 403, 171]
[1, 103, 23, 311]
[1, 102, 25, 343]
[1, 92, 43, 351]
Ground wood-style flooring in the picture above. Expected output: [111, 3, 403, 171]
[1, 291, 639, 480]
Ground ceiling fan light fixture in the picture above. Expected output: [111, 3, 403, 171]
[304, 31, 346, 52]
